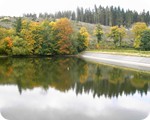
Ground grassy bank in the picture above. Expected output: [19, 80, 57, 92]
[86, 49, 150, 57]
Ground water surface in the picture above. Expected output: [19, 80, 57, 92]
[0, 57, 150, 120]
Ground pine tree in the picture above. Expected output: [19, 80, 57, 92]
[15, 17, 22, 34]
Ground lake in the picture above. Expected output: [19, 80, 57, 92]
[0, 57, 150, 120]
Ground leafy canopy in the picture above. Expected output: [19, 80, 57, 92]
[132, 22, 148, 48]
[108, 26, 126, 47]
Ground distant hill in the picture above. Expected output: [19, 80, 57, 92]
[0, 16, 16, 28]
[72, 21, 134, 47]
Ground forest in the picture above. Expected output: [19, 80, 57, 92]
[0, 5, 150, 56]
[24, 5, 150, 28]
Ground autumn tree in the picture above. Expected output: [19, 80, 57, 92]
[108, 26, 126, 47]
[77, 27, 89, 52]
[132, 22, 148, 48]
[53, 18, 74, 54]
[14, 19, 43, 55]
[0, 27, 14, 54]
[29, 21, 43, 54]
[20, 20, 36, 54]
[1, 37, 13, 54]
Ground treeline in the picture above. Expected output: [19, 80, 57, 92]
[23, 5, 150, 28]
[0, 18, 89, 55]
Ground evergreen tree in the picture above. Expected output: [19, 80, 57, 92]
[140, 29, 150, 50]
[15, 17, 22, 34]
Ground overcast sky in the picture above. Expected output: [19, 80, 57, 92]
[1, 0, 150, 16]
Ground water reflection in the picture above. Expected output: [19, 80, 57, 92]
[0, 57, 150, 120]
[0, 86, 149, 120]
[0, 57, 149, 97]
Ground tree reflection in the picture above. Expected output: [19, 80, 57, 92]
[0, 57, 150, 97]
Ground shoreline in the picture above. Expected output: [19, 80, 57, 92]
[85, 50, 150, 57]
[0, 54, 78, 58]
[81, 51, 150, 72]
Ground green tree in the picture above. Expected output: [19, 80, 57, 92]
[15, 17, 22, 34]
[140, 29, 150, 50]
[12, 36, 30, 55]
[40, 20, 54, 55]
[94, 24, 104, 43]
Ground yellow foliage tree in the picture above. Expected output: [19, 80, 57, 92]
[132, 22, 148, 37]
[132, 22, 148, 48]
[77, 27, 89, 52]
[21, 20, 42, 54]
[108, 26, 126, 47]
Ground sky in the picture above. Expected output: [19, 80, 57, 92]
[1, 0, 150, 16]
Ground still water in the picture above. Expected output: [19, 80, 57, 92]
[0, 57, 150, 120]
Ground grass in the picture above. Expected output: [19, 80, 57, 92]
[86, 48, 150, 57]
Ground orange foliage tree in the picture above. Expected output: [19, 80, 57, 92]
[0, 27, 14, 54]
[3, 37, 13, 54]
[54, 18, 73, 54]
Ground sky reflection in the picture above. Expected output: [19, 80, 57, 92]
[0, 85, 149, 120]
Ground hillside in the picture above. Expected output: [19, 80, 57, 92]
[72, 21, 134, 48]
[0, 16, 16, 28]
[0, 16, 134, 49]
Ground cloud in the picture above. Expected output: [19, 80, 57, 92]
[0, 86, 150, 120]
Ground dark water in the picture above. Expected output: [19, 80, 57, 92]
[0, 57, 150, 120]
